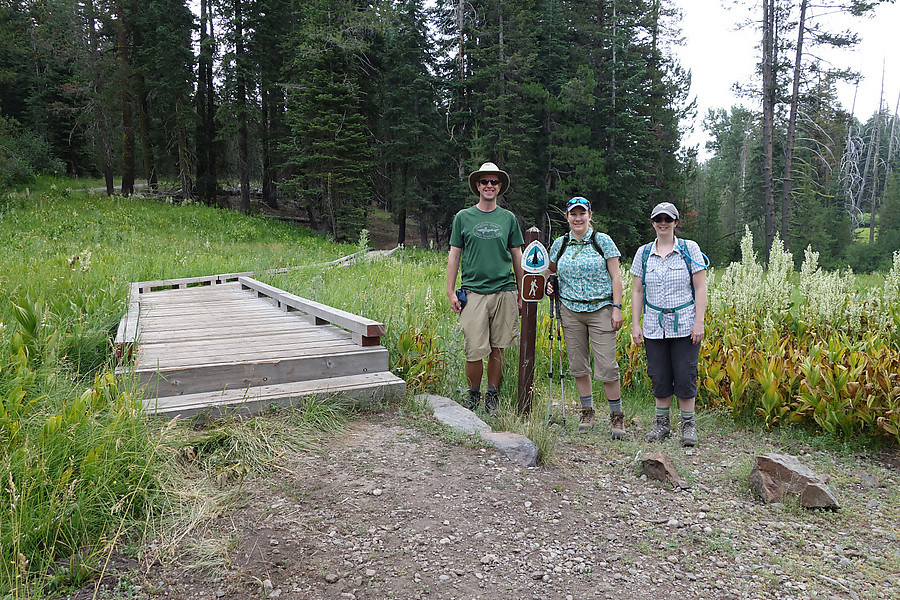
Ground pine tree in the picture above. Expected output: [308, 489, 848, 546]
[282, 0, 376, 241]
[196, 0, 218, 203]
[378, 0, 447, 245]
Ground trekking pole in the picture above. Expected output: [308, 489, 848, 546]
[555, 291, 566, 425]
[546, 275, 556, 424]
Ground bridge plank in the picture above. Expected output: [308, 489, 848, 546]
[137, 347, 389, 396]
[143, 372, 405, 420]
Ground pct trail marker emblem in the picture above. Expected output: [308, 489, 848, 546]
[521, 240, 549, 274]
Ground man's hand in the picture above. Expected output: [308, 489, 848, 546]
[448, 291, 462, 314]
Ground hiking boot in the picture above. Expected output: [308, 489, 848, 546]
[578, 408, 595, 432]
[610, 411, 626, 440]
[645, 415, 671, 442]
[484, 389, 500, 416]
[681, 418, 698, 447]
[463, 390, 481, 411]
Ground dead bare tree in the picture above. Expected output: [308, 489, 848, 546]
[841, 83, 866, 229]
[886, 91, 899, 178]
[761, 0, 776, 263]
[868, 73, 886, 244]
[780, 0, 807, 246]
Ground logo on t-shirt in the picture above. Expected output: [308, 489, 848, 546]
[473, 222, 503, 239]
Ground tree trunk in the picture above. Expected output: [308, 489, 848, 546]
[869, 89, 884, 244]
[116, 0, 135, 195]
[397, 207, 407, 246]
[761, 0, 776, 262]
[136, 76, 158, 191]
[780, 0, 807, 247]
[261, 85, 278, 209]
[196, 0, 217, 204]
[85, 0, 114, 196]
[886, 92, 899, 179]
[236, 0, 250, 213]
[419, 208, 429, 247]
[176, 97, 192, 197]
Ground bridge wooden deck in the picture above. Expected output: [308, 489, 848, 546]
[114, 274, 406, 419]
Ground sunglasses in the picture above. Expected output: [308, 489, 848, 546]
[478, 179, 501, 186]
[566, 197, 591, 210]
[652, 215, 675, 223]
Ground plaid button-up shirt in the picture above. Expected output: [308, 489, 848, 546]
[630, 237, 705, 339]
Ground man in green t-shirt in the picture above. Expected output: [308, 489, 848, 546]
[446, 162, 525, 415]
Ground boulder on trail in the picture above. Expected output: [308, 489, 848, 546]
[749, 453, 840, 510]
[418, 394, 539, 467]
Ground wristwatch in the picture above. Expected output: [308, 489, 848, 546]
[611, 303, 622, 309]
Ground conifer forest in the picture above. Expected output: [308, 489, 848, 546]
[1, 0, 897, 268]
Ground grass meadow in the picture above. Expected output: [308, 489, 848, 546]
[1, 182, 899, 597]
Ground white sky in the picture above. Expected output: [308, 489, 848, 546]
[672, 0, 900, 159]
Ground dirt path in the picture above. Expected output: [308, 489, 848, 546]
[71, 412, 899, 600]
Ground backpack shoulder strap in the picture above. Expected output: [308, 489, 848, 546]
[641, 242, 653, 288]
[590, 231, 604, 259]
[677, 238, 696, 299]
[552, 234, 569, 263]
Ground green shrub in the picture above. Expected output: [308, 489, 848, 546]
[0, 117, 65, 190]
[844, 242, 886, 273]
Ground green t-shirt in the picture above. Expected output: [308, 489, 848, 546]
[450, 204, 524, 294]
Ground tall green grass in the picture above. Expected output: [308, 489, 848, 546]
[0, 186, 354, 596]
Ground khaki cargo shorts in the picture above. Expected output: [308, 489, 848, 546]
[459, 290, 520, 362]
[558, 303, 620, 382]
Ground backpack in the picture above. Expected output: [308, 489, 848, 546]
[551, 231, 604, 263]
[640, 238, 696, 332]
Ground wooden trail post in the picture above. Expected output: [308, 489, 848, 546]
[517, 226, 541, 413]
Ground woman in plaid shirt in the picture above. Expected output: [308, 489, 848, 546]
[629, 202, 708, 447]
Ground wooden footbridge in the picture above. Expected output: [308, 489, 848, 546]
[114, 273, 406, 419]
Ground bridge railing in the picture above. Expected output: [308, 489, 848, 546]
[238, 277, 386, 347]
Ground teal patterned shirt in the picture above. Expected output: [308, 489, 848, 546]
[549, 228, 621, 313]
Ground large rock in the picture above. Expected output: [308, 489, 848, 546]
[417, 394, 539, 467]
[749, 453, 840, 510]
[480, 431, 539, 468]
[419, 394, 491, 435]
[642, 451, 681, 487]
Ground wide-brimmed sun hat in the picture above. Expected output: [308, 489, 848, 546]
[650, 202, 679, 220]
[468, 162, 510, 196]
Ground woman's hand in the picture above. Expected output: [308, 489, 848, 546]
[611, 307, 623, 331]
[690, 321, 704, 345]
[631, 323, 643, 346]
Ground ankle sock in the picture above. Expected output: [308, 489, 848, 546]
[579, 395, 593, 409]
[681, 410, 695, 423]
[655, 406, 670, 420]
[607, 398, 622, 413]
[486, 385, 498, 396]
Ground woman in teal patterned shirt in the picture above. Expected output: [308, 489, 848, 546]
[546, 197, 625, 437]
